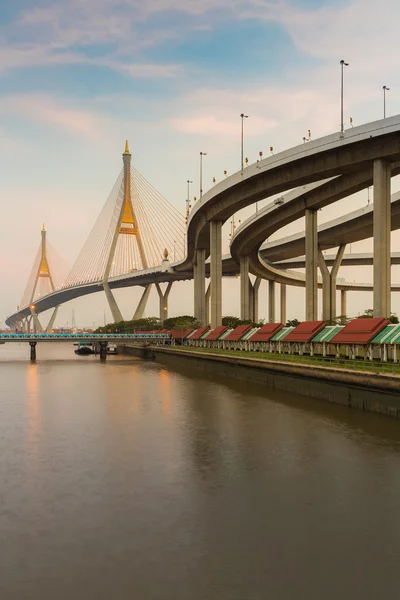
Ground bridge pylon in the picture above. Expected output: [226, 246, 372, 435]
[61, 140, 186, 324]
[102, 141, 151, 322]
[19, 225, 61, 333]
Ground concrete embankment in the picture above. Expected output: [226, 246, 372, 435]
[121, 345, 400, 419]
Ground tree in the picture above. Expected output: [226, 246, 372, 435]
[286, 318, 301, 327]
[163, 315, 200, 330]
[222, 316, 242, 328]
[359, 309, 373, 319]
[331, 315, 351, 326]
[359, 309, 398, 323]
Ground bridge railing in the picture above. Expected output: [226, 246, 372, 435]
[0, 333, 171, 340]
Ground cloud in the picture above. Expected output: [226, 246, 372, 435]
[0, 94, 111, 141]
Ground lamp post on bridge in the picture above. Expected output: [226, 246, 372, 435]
[199, 152, 207, 198]
[240, 113, 248, 172]
[383, 85, 390, 119]
[186, 180, 193, 223]
[340, 59, 349, 135]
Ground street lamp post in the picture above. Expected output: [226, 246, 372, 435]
[240, 113, 248, 172]
[186, 179, 193, 222]
[340, 59, 349, 134]
[383, 85, 390, 119]
[199, 152, 207, 198]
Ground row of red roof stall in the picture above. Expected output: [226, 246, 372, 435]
[165, 318, 400, 362]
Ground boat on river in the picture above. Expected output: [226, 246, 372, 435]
[74, 342, 95, 355]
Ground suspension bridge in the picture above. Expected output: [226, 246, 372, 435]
[5, 116, 400, 332]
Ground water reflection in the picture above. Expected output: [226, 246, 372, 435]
[1, 345, 400, 599]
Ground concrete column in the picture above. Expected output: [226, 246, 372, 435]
[132, 285, 152, 320]
[194, 249, 206, 324]
[210, 221, 222, 328]
[248, 280, 254, 322]
[240, 256, 250, 320]
[29, 341, 37, 361]
[318, 244, 346, 322]
[46, 306, 59, 332]
[205, 282, 211, 325]
[253, 277, 261, 323]
[99, 341, 107, 360]
[155, 282, 173, 322]
[373, 159, 391, 317]
[305, 209, 318, 321]
[341, 289, 347, 317]
[268, 280, 276, 322]
[280, 284, 287, 325]
[103, 282, 124, 323]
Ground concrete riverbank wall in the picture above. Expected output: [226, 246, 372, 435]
[121, 345, 400, 419]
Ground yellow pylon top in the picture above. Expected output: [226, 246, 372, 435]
[42, 223, 46, 232]
[123, 140, 131, 156]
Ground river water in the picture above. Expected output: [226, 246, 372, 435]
[1, 343, 400, 599]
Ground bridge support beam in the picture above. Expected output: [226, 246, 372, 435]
[103, 282, 124, 323]
[341, 289, 347, 317]
[31, 310, 42, 334]
[205, 282, 211, 325]
[155, 282, 173, 323]
[240, 256, 250, 320]
[210, 221, 222, 328]
[305, 209, 318, 321]
[318, 244, 346, 323]
[29, 341, 37, 362]
[46, 306, 59, 332]
[132, 285, 152, 320]
[373, 158, 391, 317]
[268, 280, 276, 322]
[194, 249, 206, 325]
[280, 284, 287, 325]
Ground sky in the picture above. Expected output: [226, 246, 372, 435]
[1, 0, 400, 327]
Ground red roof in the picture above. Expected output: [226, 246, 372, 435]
[171, 328, 193, 340]
[159, 329, 169, 334]
[332, 317, 389, 344]
[250, 323, 284, 342]
[206, 326, 229, 341]
[224, 324, 253, 341]
[189, 326, 210, 340]
[285, 321, 325, 343]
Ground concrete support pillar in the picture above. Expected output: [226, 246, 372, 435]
[205, 282, 211, 325]
[280, 284, 287, 325]
[249, 280, 254, 322]
[29, 341, 37, 361]
[210, 221, 222, 328]
[99, 341, 107, 360]
[132, 285, 152, 320]
[46, 306, 59, 332]
[252, 277, 261, 323]
[240, 256, 250, 320]
[103, 282, 124, 323]
[194, 249, 206, 324]
[318, 244, 346, 322]
[305, 209, 318, 321]
[155, 282, 173, 322]
[373, 159, 391, 317]
[268, 280, 276, 323]
[341, 290, 347, 317]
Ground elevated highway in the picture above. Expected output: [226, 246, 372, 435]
[6, 116, 400, 328]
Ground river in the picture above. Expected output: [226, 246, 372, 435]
[1, 342, 400, 599]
